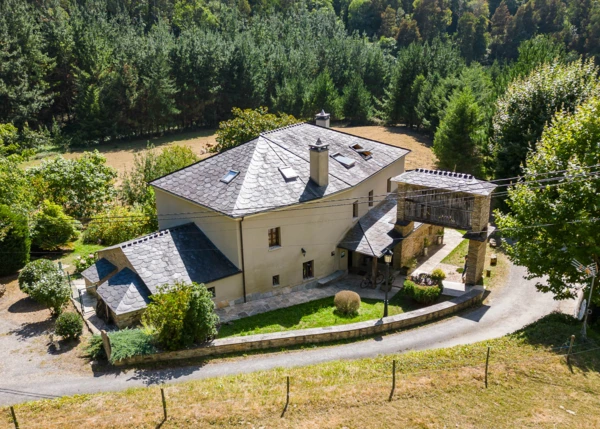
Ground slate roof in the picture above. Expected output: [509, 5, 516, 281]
[150, 123, 410, 218]
[104, 223, 241, 295]
[338, 194, 422, 258]
[80, 258, 117, 284]
[96, 268, 151, 315]
[392, 169, 496, 196]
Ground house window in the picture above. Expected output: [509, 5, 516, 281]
[353, 201, 359, 218]
[272, 275, 280, 287]
[207, 287, 216, 298]
[387, 178, 392, 193]
[303, 260, 314, 280]
[268, 227, 281, 248]
[368, 190, 374, 207]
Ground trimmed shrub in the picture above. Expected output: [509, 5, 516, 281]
[183, 283, 219, 345]
[0, 205, 30, 276]
[82, 205, 153, 246]
[32, 200, 77, 250]
[18, 259, 57, 294]
[86, 329, 156, 363]
[334, 290, 361, 315]
[19, 259, 70, 316]
[431, 268, 446, 283]
[55, 312, 83, 340]
[402, 280, 441, 305]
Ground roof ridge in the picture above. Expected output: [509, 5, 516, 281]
[409, 168, 476, 180]
[260, 121, 308, 136]
[110, 222, 195, 250]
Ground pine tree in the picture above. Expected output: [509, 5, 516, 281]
[433, 88, 485, 176]
[342, 76, 372, 124]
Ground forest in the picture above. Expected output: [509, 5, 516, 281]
[1, 0, 598, 153]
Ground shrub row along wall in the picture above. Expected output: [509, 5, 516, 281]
[112, 288, 485, 366]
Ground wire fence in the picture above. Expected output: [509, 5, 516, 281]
[4, 339, 600, 428]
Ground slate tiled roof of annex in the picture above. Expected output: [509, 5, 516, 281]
[80, 258, 117, 284]
[96, 267, 151, 315]
[150, 123, 410, 218]
[338, 194, 422, 258]
[392, 169, 497, 196]
[106, 223, 241, 295]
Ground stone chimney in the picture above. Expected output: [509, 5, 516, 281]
[315, 109, 330, 128]
[309, 138, 329, 187]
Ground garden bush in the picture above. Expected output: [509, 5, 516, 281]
[431, 268, 446, 283]
[18, 259, 57, 294]
[0, 205, 30, 276]
[82, 205, 153, 246]
[55, 312, 83, 340]
[74, 254, 96, 273]
[143, 282, 218, 351]
[32, 200, 77, 250]
[402, 280, 441, 305]
[18, 259, 70, 316]
[334, 290, 361, 315]
[86, 329, 156, 363]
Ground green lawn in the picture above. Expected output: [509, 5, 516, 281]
[441, 238, 469, 267]
[218, 293, 445, 338]
[40, 237, 104, 271]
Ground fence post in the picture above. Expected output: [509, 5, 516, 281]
[161, 387, 167, 420]
[389, 360, 396, 401]
[10, 406, 19, 429]
[77, 288, 85, 313]
[567, 335, 575, 365]
[281, 376, 290, 418]
[485, 346, 491, 389]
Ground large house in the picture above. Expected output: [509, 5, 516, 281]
[83, 112, 477, 328]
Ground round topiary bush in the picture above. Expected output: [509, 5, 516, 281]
[55, 312, 83, 340]
[0, 205, 31, 276]
[334, 290, 361, 315]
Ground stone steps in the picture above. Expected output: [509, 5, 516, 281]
[317, 270, 347, 287]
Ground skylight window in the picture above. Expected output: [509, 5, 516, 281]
[331, 153, 355, 168]
[350, 143, 372, 160]
[220, 170, 239, 184]
[279, 166, 298, 181]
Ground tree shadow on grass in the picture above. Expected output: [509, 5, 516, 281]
[510, 312, 600, 374]
[9, 318, 54, 341]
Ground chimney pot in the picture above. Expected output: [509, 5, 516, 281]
[309, 138, 329, 186]
[315, 109, 331, 128]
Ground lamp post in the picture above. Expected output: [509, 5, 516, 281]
[383, 249, 393, 318]
[571, 259, 597, 340]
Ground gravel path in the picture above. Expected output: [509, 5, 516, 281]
[0, 264, 577, 406]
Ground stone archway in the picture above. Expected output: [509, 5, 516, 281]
[392, 169, 496, 285]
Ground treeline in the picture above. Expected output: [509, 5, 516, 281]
[1, 0, 598, 151]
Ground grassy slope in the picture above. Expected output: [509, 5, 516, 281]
[218, 294, 445, 338]
[441, 238, 469, 266]
[6, 314, 600, 428]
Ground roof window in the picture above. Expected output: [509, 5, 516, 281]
[220, 170, 239, 184]
[350, 143, 372, 160]
[279, 166, 298, 181]
[331, 153, 356, 168]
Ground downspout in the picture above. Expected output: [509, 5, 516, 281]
[239, 217, 247, 303]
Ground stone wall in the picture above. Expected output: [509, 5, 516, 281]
[112, 288, 484, 366]
[393, 224, 442, 270]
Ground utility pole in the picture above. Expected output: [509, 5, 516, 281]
[571, 259, 597, 340]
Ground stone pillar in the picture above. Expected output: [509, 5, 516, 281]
[465, 239, 487, 285]
[372, 256, 379, 279]
[471, 195, 491, 233]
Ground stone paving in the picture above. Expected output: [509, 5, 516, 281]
[71, 278, 112, 334]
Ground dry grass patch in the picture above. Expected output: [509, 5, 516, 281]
[6, 314, 600, 428]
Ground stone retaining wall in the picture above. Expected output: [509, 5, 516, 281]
[112, 288, 484, 366]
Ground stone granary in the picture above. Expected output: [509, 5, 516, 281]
[393, 169, 497, 285]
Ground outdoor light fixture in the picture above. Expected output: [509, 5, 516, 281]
[301, 248, 306, 257]
[572, 258, 597, 340]
[383, 248, 394, 318]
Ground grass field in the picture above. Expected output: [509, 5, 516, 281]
[218, 294, 443, 338]
[5, 313, 599, 428]
[22, 125, 436, 179]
